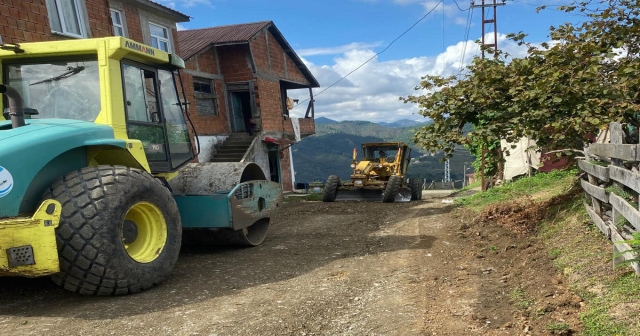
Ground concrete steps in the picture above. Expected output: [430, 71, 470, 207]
[210, 133, 255, 162]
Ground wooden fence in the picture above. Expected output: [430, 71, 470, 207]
[579, 122, 640, 274]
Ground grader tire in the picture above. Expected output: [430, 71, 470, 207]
[409, 178, 421, 201]
[322, 175, 340, 202]
[42, 165, 181, 296]
[382, 175, 402, 203]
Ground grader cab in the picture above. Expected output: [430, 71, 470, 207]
[0, 37, 282, 295]
[322, 142, 422, 202]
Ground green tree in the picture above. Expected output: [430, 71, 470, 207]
[401, 0, 640, 166]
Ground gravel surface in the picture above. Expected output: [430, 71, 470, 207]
[0, 191, 578, 335]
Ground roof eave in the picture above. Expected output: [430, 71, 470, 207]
[266, 24, 320, 88]
[123, 0, 191, 22]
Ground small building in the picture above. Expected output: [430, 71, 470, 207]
[177, 21, 320, 191]
[0, 0, 188, 50]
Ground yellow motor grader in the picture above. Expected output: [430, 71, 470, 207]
[322, 142, 422, 202]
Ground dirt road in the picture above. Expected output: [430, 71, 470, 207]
[0, 191, 579, 335]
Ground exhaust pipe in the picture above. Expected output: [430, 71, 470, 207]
[0, 84, 25, 128]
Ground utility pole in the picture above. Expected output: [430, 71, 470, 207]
[444, 159, 451, 187]
[463, 163, 466, 187]
[470, 0, 505, 191]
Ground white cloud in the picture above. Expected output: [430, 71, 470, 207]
[176, 23, 187, 31]
[298, 42, 384, 57]
[288, 33, 532, 123]
[392, 0, 468, 25]
[181, 0, 214, 8]
[153, 0, 213, 9]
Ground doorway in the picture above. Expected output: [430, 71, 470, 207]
[229, 91, 252, 133]
[267, 144, 281, 183]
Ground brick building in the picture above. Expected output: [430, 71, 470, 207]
[0, 0, 188, 50]
[177, 21, 320, 191]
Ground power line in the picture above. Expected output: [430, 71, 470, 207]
[295, 0, 444, 107]
[442, 0, 446, 52]
[451, 0, 471, 11]
[458, 2, 474, 72]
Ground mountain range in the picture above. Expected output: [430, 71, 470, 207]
[314, 117, 426, 128]
[291, 118, 475, 184]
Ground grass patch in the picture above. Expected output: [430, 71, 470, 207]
[510, 286, 535, 309]
[456, 180, 481, 192]
[545, 321, 571, 334]
[458, 167, 640, 335]
[455, 168, 578, 210]
[284, 193, 323, 202]
[533, 189, 640, 335]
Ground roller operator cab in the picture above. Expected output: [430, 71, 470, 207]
[0, 37, 282, 295]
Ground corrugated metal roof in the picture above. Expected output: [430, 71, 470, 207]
[177, 21, 320, 88]
[134, 0, 190, 21]
[177, 21, 271, 60]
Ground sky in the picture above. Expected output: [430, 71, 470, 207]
[156, 0, 585, 123]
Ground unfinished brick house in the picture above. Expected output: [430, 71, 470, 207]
[177, 21, 320, 191]
[0, 0, 188, 50]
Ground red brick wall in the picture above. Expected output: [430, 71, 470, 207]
[183, 47, 229, 135]
[194, 48, 219, 74]
[85, 0, 111, 36]
[279, 146, 293, 191]
[122, 3, 143, 42]
[0, 0, 111, 44]
[181, 72, 230, 135]
[218, 44, 254, 82]
[267, 32, 285, 77]
[255, 78, 284, 133]
[250, 31, 269, 73]
[299, 117, 315, 135]
[249, 30, 310, 85]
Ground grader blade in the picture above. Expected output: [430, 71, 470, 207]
[335, 189, 383, 202]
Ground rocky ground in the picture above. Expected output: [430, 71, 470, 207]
[0, 190, 581, 335]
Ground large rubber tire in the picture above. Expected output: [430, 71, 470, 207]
[42, 166, 182, 296]
[409, 178, 421, 201]
[322, 175, 340, 202]
[382, 175, 402, 203]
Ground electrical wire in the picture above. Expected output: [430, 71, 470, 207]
[452, 0, 471, 11]
[294, 0, 444, 107]
[458, 2, 474, 72]
[442, 0, 446, 52]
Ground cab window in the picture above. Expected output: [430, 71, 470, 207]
[122, 62, 167, 164]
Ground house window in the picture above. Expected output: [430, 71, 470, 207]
[149, 23, 170, 52]
[46, 0, 86, 38]
[110, 9, 125, 37]
[193, 78, 218, 116]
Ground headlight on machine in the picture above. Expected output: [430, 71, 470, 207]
[354, 180, 363, 185]
[351, 164, 356, 168]
[376, 164, 383, 168]
[355, 170, 362, 174]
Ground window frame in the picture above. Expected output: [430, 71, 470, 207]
[149, 22, 171, 52]
[120, 59, 194, 173]
[110, 8, 126, 37]
[193, 77, 219, 116]
[48, 0, 87, 38]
